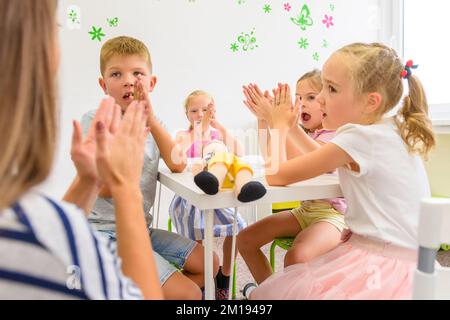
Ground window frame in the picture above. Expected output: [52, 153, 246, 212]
[389, 0, 450, 131]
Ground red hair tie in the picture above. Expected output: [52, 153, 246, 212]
[401, 60, 418, 79]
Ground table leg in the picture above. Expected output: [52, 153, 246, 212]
[228, 207, 238, 300]
[204, 209, 215, 300]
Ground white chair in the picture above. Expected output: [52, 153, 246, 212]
[413, 198, 450, 299]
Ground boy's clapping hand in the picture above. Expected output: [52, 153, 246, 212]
[134, 76, 155, 126]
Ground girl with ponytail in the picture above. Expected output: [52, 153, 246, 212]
[249, 43, 435, 300]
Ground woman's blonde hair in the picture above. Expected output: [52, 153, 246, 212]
[337, 43, 435, 157]
[297, 69, 323, 92]
[0, 0, 58, 209]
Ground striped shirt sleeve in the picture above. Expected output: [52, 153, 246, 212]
[2, 192, 143, 300]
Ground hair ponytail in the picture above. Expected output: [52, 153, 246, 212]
[338, 43, 436, 158]
[395, 75, 435, 157]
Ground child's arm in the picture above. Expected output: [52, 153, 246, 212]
[173, 131, 192, 165]
[63, 176, 100, 215]
[266, 84, 352, 186]
[267, 134, 351, 186]
[134, 78, 186, 173]
[148, 115, 186, 173]
[147, 107, 189, 173]
[211, 120, 244, 157]
[288, 124, 323, 153]
[256, 118, 304, 161]
[286, 129, 304, 159]
[207, 105, 244, 157]
[257, 119, 270, 159]
[98, 187, 112, 198]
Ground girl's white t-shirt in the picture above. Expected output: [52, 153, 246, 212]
[330, 117, 431, 249]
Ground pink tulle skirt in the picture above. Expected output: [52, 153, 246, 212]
[250, 234, 418, 300]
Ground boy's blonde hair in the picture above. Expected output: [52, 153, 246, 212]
[100, 36, 152, 76]
[297, 69, 323, 92]
[336, 43, 435, 157]
[0, 0, 58, 209]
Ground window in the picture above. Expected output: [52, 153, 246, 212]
[403, 0, 450, 107]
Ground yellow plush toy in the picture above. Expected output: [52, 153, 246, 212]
[192, 140, 267, 203]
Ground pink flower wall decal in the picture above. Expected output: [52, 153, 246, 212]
[322, 14, 334, 28]
[284, 3, 291, 12]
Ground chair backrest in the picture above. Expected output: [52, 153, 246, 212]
[413, 198, 450, 299]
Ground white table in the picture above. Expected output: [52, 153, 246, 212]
[158, 167, 343, 300]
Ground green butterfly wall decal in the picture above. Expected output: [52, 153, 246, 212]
[238, 30, 258, 51]
[291, 4, 313, 31]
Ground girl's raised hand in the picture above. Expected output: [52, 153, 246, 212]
[201, 104, 213, 132]
[208, 103, 224, 130]
[95, 101, 149, 191]
[70, 97, 121, 186]
[243, 84, 274, 124]
[264, 90, 275, 104]
[271, 83, 301, 130]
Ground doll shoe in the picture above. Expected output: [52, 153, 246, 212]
[194, 171, 219, 195]
[238, 181, 267, 203]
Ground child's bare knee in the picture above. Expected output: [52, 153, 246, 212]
[165, 281, 202, 300]
[187, 286, 203, 300]
[179, 284, 202, 300]
[284, 247, 314, 266]
[163, 275, 203, 300]
[237, 229, 254, 252]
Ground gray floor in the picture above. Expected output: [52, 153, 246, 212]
[213, 237, 450, 300]
[213, 237, 282, 300]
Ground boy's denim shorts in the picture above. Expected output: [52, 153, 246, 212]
[99, 228, 197, 285]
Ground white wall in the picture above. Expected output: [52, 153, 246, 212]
[40, 0, 385, 226]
